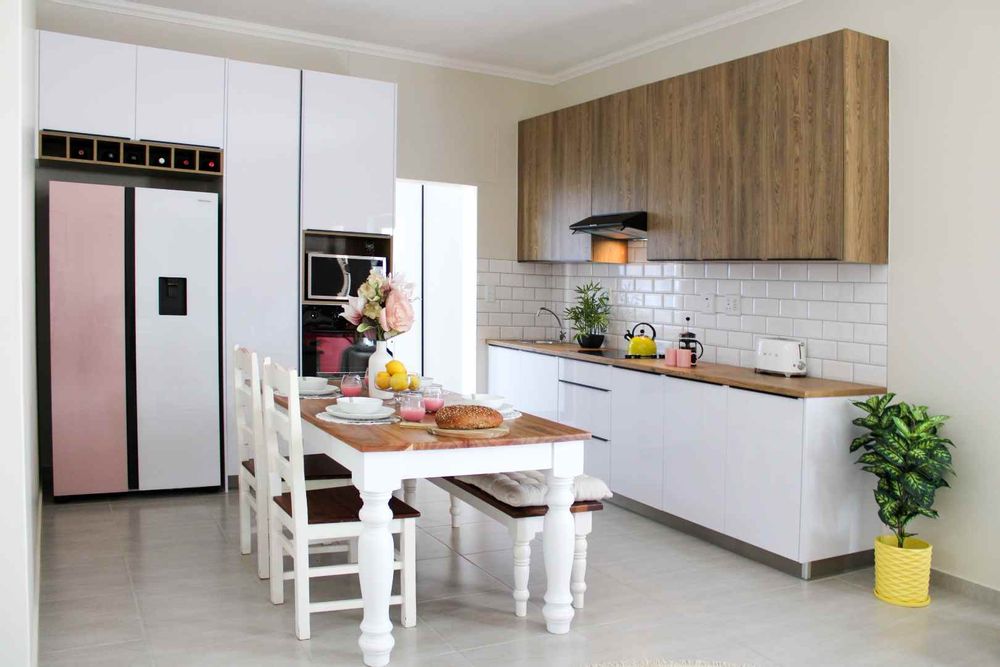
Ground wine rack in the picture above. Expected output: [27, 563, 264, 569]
[38, 131, 223, 177]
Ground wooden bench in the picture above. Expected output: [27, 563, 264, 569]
[430, 475, 603, 617]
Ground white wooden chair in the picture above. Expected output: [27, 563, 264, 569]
[431, 476, 602, 617]
[261, 357, 419, 640]
[233, 345, 354, 579]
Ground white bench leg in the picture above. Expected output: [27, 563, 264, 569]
[238, 473, 252, 555]
[571, 513, 592, 609]
[400, 519, 417, 628]
[403, 479, 417, 506]
[269, 507, 285, 605]
[255, 477, 270, 579]
[509, 522, 538, 617]
[449, 495, 462, 528]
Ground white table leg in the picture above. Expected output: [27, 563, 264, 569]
[358, 490, 395, 667]
[542, 470, 576, 634]
[402, 479, 417, 506]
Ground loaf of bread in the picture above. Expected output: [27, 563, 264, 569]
[434, 405, 504, 430]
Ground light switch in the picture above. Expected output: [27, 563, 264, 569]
[699, 293, 715, 313]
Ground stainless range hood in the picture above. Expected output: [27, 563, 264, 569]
[569, 211, 647, 240]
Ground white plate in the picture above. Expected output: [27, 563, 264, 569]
[317, 412, 398, 426]
[324, 405, 396, 421]
[501, 410, 522, 421]
[445, 398, 516, 414]
[298, 386, 340, 397]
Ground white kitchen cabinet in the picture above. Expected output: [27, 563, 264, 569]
[584, 438, 611, 482]
[557, 380, 611, 440]
[488, 346, 557, 421]
[610, 367, 665, 508]
[135, 46, 226, 147]
[38, 31, 137, 138]
[662, 378, 727, 532]
[724, 388, 804, 561]
[222, 59, 301, 476]
[300, 70, 397, 234]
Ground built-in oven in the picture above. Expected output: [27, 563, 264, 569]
[306, 253, 387, 301]
[301, 304, 375, 376]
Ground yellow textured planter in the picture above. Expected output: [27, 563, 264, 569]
[873, 535, 932, 607]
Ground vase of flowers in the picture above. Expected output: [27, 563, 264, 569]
[342, 270, 415, 399]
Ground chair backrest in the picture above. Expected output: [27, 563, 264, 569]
[261, 358, 308, 526]
[232, 345, 264, 468]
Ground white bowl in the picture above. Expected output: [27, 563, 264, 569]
[463, 393, 506, 410]
[336, 396, 384, 415]
[299, 376, 329, 392]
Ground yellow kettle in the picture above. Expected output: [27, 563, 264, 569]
[624, 322, 658, 357]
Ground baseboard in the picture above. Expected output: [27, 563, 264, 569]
[607, 494, 872, 580]
[932, 569, 1000, 607]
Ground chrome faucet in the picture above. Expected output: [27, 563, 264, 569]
[536, 307, 567, 342]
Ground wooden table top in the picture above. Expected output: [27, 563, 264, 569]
[488, 340, 886, 399]
[275, 392, 591, 453]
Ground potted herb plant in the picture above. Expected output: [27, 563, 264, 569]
[564, 281, 611, 349]
[850, 393, 955, 607]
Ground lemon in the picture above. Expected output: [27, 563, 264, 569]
[408, 375, 421, 390]
[374, 371, 391, 390]
[385, 360, 407, 376]
[389, 372, 410, 392]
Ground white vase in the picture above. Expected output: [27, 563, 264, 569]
[367, 340, 394, 399]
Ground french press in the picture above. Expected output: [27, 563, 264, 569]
[678, 316, 705, 366]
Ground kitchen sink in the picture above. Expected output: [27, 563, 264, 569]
[528, 339, 563, 345]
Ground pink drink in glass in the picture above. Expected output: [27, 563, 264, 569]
[400, 394, 425, 422]
[341, 374, 363, 397]
[422, 383, 444, 412]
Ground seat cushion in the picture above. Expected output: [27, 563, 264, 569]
[445, 476, 604, 518]
[272, 486, 420, 525]
[454, 471, 612, 508]
[241, 454, 351, 480]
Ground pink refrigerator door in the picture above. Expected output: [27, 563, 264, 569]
[50, 181, 128, 495]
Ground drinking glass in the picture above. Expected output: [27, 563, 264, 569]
[399, 393, 426, 422]
[422, 384, 445, 413]
[340, 374, 363, 397]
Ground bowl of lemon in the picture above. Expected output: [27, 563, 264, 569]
[373, 359, 425, 398]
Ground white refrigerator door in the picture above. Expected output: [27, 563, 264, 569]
[390, 180, 423, 375]
[134, 187, 220, 490]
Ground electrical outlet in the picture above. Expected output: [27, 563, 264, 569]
[722, 295, 741, 315]
[699, 293, 715, 313]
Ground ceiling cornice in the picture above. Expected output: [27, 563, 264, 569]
[46, 0, 803, 86]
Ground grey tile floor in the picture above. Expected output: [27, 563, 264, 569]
[40, 480, 1000, 666]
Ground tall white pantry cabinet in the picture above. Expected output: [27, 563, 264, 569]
[38, 31, 399, 480]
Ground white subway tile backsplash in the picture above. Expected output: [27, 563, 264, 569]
[838, 264, 871, 282]
[855, 323, 888, 345]
[478, 258, 889, 383]
[766, 281, 795, 299]
[854, 283, 888, 303]
[753, 264, 780, 280]
[808, 263, 839, 281]
[837, 302, 871, 323]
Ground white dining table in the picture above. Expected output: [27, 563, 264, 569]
[280, 393, 590, 667]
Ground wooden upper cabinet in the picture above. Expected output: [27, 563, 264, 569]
[647, 29, 887, 262]
[591, 87, 648, 215]
[518, 104, 593, 262]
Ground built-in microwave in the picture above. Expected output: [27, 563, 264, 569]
[306, 253, 386, 301]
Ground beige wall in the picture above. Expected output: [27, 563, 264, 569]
[542, 0, 1000, 592]
[36, 2, 551, 259]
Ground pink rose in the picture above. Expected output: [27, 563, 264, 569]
[381, 289, 414, 334]
[341, 295, 365, 326]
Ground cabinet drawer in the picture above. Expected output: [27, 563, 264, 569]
[584, 438, 611, 482]
[558, 358, 612, 390]
[557, 380, 610, 440]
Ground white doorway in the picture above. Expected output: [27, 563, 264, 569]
[392, 180, 477, 393]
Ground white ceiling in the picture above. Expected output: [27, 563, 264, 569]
[50, 0, 802, 83]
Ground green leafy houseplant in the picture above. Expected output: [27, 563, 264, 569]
[850, 393, 955, 548]
[563, 281, 611, 345]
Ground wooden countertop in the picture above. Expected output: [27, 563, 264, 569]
[487, 340, 886, 399]
[276, 392, 591, 453]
